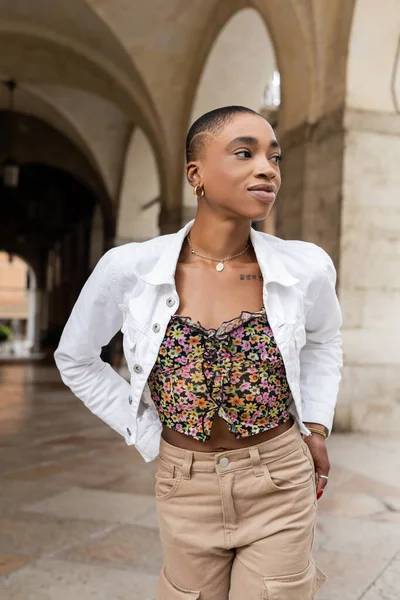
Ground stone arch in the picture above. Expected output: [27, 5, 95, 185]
[0, 19, 171, 217]
[0, 111, 114, 241]
[183, 0, 311, 140]
[189, 8, 277, 120]
[0, 84, 127, 201]
[0, 30, 153, 128]
[168, 0, 315, 234]
[183, 7, 278, 230]
[0, 161, 105, 348]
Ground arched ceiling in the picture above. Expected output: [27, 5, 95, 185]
[0, 0, 144, 93]
[0, 30, 155, 128]
[88, 0, 352, 130]
[86, 0, 314, 204]
[0, 0, 358, 216]
[0, 3, 170, 201]
[86, 0, 311, 136]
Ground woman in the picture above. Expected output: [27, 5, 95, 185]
[54, 105, 342, 599]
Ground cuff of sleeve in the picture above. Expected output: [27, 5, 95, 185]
[302, 403, 334, 437]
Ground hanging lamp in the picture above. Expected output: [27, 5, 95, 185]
[2, 79, 20, 188]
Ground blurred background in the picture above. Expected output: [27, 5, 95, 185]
[0, 1, 399, 598]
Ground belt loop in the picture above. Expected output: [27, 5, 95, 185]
[249, 447, 263, 477]
[181, 450, 193, 480]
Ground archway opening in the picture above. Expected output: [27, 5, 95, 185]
[182, 8, 279, 234]
[0, 252, 36, 357]
[0, 160, 109, 351]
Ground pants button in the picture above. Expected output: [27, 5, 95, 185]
[219, 457, 229, 468]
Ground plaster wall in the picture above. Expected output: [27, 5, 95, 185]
[347, 0, 400, 113]
[116, 128, 160, 243]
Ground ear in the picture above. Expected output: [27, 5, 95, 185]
[186, 161, 202, 187]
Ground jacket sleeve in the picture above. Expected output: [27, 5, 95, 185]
[54, 248, 131, 439]
[300, 257, 343, 435]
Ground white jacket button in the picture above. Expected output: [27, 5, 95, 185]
[133, 364, 142, 374]
[128, 395, 132, 405]
[166, 297, 175, 307]
[152, 323, 161, 333]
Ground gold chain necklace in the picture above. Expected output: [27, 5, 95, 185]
[186, 234, 251, 272]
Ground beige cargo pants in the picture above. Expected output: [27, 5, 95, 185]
[155, 421, 326, 599]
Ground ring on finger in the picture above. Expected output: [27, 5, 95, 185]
[318, 474, 329, 481]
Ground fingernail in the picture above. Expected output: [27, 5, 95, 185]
[317, 490, 324, 500]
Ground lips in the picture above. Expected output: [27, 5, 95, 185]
[247, 184, 276, 203]
[247, 184, 276, 193]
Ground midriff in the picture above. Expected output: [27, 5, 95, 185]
[161, 415, 294, 452]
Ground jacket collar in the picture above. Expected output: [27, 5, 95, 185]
[139, 219, 299, 287]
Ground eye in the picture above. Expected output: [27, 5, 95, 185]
[271, 154, 282, 164]
[235, 149, 252, 159]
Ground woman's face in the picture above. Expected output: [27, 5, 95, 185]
[187, 113, 282, 222]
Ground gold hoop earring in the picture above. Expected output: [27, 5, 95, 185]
[193, 185, 205, 198]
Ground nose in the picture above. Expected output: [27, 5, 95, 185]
[254, 157, 276, 180]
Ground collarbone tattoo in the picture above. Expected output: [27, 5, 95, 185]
[239, 274, 263, 281]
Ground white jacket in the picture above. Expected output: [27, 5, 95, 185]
[54, 219, 343, 462]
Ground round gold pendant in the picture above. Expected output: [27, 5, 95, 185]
[216, 262, 224, 272]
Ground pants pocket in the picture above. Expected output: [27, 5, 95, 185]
[263, 444, 314, 492]
[155, 457, 183, 500]
[262, 558, 326, 600]
[156, 567, 200, 599]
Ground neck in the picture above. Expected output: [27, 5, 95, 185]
[187, 211, 252, 260]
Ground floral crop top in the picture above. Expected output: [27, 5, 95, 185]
[147, 307, 293, 442]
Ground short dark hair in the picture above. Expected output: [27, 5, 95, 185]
[185, 105, 259, 163]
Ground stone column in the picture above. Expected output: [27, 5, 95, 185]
[277, 106, 400, 433]
[276, 109, 347, 430]
[32, 289, 42, 354]
[337, 108, 400, 433]
[26, 268, 36, 352]
[276, 108, 345, 268]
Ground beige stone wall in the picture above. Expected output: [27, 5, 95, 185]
[335, 0, 400, 432]
[336, 110, 400, 432]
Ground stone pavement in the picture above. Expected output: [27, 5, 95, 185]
[0, 363, 399, 599]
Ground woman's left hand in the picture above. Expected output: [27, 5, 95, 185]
[304, 434, 330, 499]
